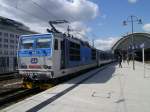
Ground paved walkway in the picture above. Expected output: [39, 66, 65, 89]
[2, 62, 150, 112]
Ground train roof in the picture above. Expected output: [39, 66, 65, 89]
[20, 32, 96, 49]
[20, 33, 53, 37]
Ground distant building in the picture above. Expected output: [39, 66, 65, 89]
[0, 16, 37, 74]
[112, 32, 150, 61]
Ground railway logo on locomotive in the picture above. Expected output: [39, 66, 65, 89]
[31, 58, 38, 64]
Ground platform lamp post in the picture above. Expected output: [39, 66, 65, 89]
[123, 15, 142, 70]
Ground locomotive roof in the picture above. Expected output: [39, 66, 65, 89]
[20, 33, 53, 37]
[20, 32, 97, 50]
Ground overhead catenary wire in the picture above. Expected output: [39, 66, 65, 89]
[47, 0, 95, 23]
[1, 0, 61, 24]
[0, 2, 47, 24]
[0, 0, 62, 33]
[30, 0, 58, 20]
[16, 0, 50, 22]
[1, 0, 93, 24]
[20, 0, 90, 34]
[47, 0, 74, 22]
[30, 0, 75, 25]
[1, 0, 92, 35]
[30, 0, 71, 32]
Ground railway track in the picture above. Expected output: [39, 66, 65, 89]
[0, 87, 42, 109]
[0, 88, 23, 97]
[0, 73, 21, 81]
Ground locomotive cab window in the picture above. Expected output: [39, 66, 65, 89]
[20, 39, 34, 49]
[36, 38, 51, 48]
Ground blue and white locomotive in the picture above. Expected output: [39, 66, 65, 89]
[17, 21, 113, 85]
[17, 32, 113, 83]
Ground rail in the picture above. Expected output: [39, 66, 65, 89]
[0, 87, 42, 109]
[0, 73, 20, 81]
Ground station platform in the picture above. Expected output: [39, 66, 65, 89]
[2, 61, 150, 112]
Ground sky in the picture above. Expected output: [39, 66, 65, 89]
[0, 0, 150, 50]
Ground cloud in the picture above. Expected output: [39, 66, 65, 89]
[128, 0, 138, 3]
[143, 23, 150, 32]
[0, 0, 99, 33]
[94, 37, 119, 50]
[69, 21, 92, 38]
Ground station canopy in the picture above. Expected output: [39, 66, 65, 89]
[112, 32, 150, 51]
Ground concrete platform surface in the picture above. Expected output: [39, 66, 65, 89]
[2, 62, 150, 112]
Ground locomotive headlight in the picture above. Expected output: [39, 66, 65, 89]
[43, 65, 48, 69]
[43, 65, 51, 69]
[47, 66, 51, 69]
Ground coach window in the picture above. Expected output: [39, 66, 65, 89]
[54, 39, 58, 50]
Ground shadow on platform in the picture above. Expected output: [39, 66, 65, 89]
[67, 63, 117, 84]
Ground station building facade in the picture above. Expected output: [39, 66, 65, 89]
[112, 33, 150, 61]
[0, 16, 37, 74]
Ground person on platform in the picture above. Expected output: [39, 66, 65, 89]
[126, 54, 130, 65]
[118, 54, 122, 68]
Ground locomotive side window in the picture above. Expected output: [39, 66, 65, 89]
[69, 41, 80, 61]
[60, 40, 66, 69]
[92, 49, 96, 60]
[61, 40, 64, 50]
[54, 39, 58, 50]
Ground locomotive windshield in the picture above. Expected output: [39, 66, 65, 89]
[21, 38, 34, 49]
[36, 37, 51, 48]
[20, 34, 52, 49]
